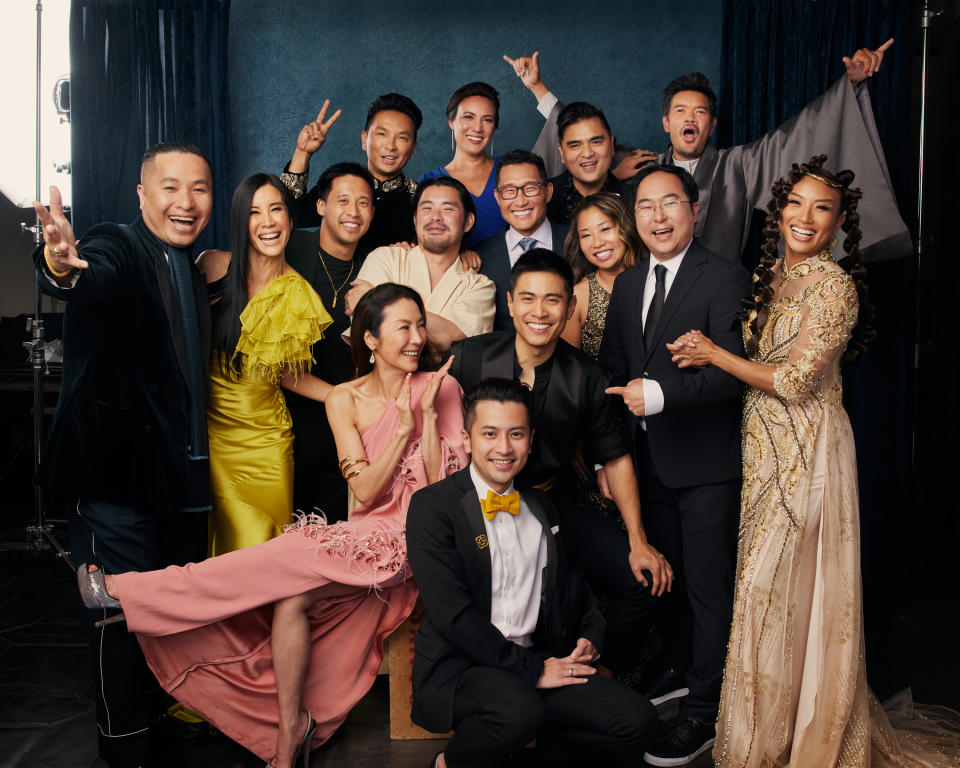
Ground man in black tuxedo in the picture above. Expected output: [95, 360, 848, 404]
[33, 142, 213, 767]
[407, 379, 657, 767]
[600, 164, 749, 766]
[449, 250, 672, 677]
[478, 149, 568, 330]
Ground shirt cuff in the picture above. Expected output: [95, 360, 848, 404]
[641, 378, 664, 416]
[537, 92, 559, 119]
[41, 265, 81, 289]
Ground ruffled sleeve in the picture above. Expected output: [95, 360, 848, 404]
[234, 273, 333, 383]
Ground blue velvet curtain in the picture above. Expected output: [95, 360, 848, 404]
[69, 0, 232, 250]
[718, 0, 943, 699]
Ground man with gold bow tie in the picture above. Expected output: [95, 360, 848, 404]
[407, 379, 657, 768]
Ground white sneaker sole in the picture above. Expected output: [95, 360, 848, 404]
[643, 736, 714, 766]
[649, 686, 689, 706]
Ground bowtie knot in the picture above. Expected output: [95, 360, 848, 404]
[481, 490, 520, 520]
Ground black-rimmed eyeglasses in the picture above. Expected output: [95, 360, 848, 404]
[496, 183, 546, 200]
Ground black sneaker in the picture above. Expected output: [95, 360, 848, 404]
[639, 664, 689, 706]
[642, 714, 715, 766]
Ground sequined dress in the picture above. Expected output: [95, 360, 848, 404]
[576, 274, 622, 526]
[714, 252, 960, 767]
[111, 373, 467, 761]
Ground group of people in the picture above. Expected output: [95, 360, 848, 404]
[31, 40, 960, 768]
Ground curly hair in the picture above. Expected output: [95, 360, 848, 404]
[745, 154, 876, 367]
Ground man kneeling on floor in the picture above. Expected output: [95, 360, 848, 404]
[407, 378, 657, 767]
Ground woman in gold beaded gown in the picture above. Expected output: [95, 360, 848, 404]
[669, 156, 960, 766]
[197, 174, 333, 555]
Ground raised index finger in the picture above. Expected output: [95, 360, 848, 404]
[876, 37, 894, 53]
[604, 386, 626, 396]
[48, 186, 64, 217]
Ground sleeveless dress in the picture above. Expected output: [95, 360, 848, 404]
[112, 373, 467, 761]
[419, 158, 505, 247]
[208, 272, 332, 555]
[714, 253, 960, 767]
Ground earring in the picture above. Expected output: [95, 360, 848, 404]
[369, 350, 375, 364]
[489, 135, 494, 156]
[451, 129, 455, 152]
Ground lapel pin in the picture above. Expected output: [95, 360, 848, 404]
[475, 534, 488, 550]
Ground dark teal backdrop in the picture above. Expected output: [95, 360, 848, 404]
[227, 0, 722, 184]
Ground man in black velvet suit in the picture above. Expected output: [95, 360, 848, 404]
[33, 143, 214, 767]
[408, 379, 656, 767]
[449, 250, 672, 677]
[477, 148, 568, 330]
[600, 164, 749, 766]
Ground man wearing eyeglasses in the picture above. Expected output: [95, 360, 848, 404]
[600, 164, 749, 766]
[478, 149, 569, 330]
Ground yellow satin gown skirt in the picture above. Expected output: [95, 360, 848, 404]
[207, 367, 294, 556]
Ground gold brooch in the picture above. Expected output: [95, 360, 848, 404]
[475, 535, 488, 550]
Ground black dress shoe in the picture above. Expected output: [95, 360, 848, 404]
[639, 665, 689, 706]
[642, 714, 714, 766]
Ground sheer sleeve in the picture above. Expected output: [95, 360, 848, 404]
[772, 272, 858, 402]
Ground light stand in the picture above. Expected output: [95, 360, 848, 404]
[1, 0, 74, 569]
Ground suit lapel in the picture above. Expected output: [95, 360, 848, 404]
[458, 474, 493, 617]
[643, 244, 706, 367]
[522, 490, 557, 608]
[692, 142, 718, 234]
[481, 331, 518, 379]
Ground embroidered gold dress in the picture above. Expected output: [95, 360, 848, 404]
[714, 253, 960, 767]
[208, 273, 332, 555]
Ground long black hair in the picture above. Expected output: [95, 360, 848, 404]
[746, 155, 875, 366]
[349, 283, 440, 376]
[212, 173, 294, 377]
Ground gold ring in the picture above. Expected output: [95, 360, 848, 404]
[568, 666, 573, 677]
[51, 246, 64, 257]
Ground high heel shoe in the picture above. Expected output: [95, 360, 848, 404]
[265, 709, 316, 768]
[77, 564, 121, 609]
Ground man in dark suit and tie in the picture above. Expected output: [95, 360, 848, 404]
[601, 164, 749, 766]
[33, 142, 214, 767]
[477, 149, 568, 330]
[407, 378, 657, 767]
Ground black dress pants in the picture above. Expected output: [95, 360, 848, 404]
[70, 499, 207, 767]
[444, 666, 657, 767]
[634, 430, 739, 721]
[548, 479, 657, 673]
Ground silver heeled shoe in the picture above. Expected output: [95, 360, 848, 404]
[266, 709, 316, 768]
[77, 564, 121, 609]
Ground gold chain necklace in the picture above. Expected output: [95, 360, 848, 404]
[317, 247, 354, 308]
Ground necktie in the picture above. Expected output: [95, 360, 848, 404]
[481, 490, 520, 521]
[166, 246, 208, 463]
[517, 237, 537, 254]
[644, 264, 667, 350]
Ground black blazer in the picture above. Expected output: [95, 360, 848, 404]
[477, 221, 570, 331]
[449, 331, 631, 478]
[599, 238, 750, 489]
[35, 218, 212, 514]
[407, 467, 605, 733]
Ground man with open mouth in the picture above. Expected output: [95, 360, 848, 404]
[514, 40, 908, 263]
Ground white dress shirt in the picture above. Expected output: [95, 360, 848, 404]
[470, 464, 547, 648]
[505, 218, 554, 268]
[640, 240, 693, 419]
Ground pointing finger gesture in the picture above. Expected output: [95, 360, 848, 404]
[843, 38, 893, 85]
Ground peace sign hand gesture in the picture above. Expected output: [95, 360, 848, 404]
[296, 99, 342, 156]
[33, 186, 88, 275]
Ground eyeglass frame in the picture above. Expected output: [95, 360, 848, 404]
[495, 182, 547, 200]
[634, 198, 694, 217]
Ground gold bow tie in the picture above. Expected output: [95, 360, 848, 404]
[481, 490, 520, 520]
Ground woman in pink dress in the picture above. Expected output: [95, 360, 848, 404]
[78, 282, 467, 768]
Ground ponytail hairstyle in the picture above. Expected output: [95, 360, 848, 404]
[745, 154, 875, 367]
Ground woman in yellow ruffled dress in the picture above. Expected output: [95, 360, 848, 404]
[197, 174, 333, 555]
